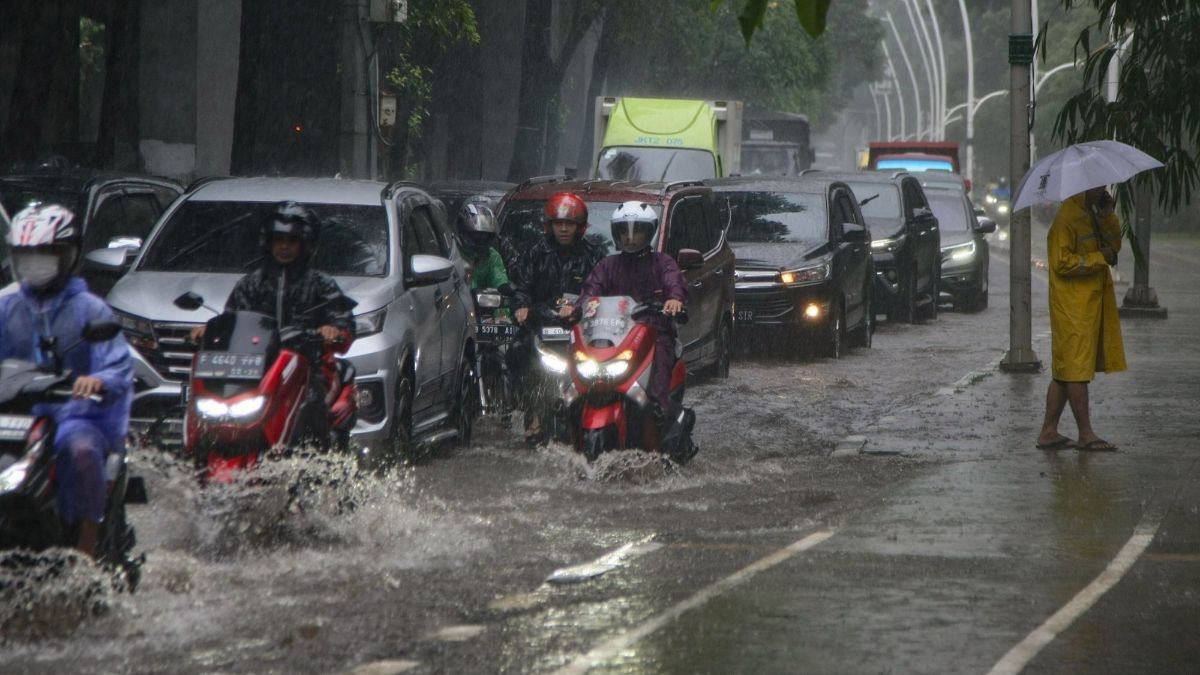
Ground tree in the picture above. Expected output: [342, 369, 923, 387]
[2, 0, 82, 164]
[1054, 0, 1200, 211]
[712, 0, 833, 41]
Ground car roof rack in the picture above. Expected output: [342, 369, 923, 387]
[664, 180, 705, 193]
[184, 175, 233, 193]
[514, 174, 570, 192]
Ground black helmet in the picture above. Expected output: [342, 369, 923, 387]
[260, 201, 321, 263]
[455, 200, 498, 258]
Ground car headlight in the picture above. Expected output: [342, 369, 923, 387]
[0, 456, 32, 492]
[538, 343, 568, 374]
[985, 194, 997, 204]
[997, 204, 1010, 214]
[354, 307, 387, 337]
[941, 241, 976, 262]
[113, 309, 157, 350]
[871, 235, 904, 253]
[779, 263, 829, 286]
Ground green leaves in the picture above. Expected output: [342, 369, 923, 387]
[714, 0, 832, 43]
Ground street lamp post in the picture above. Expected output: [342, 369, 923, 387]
[901, 0, 939, 139]
[886, 12, 924, 140]
[881, 41, 908, 140]
[925, 0, 949, 139]
[955, 0, 976, 188]
[1001, 0, 1040, 372]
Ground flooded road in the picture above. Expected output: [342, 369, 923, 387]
[3, 231, 1198, 674]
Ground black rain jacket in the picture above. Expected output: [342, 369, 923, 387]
[510, 236, 605, 320]
[225, 260, 355, 336]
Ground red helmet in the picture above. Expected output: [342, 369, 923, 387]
[542, 192, 588, 236]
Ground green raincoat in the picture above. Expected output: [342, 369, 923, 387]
[470, 248, 509, 290]
[1046, 194, 1126, 382]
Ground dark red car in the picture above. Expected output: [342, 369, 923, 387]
[496, 178, 735, 378]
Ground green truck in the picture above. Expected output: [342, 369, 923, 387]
[592, 97, 743, 182]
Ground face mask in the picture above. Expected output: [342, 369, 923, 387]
[14, 252, 61, 289]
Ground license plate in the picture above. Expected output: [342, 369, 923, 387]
[193, 352, 266, 380]
[0, 414, 34, 442]
[477, 322, 518, 338]
[735, 309, 755, 323]
[541, 326, 568, 337]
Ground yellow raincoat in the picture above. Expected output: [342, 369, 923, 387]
[1047, 193, 1126, 381]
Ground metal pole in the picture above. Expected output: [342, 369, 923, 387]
[886, 12, 924, 141]
[925, 0, 949, 139]
[1030, 0, 1039, 161]
[902, 0, 939, 139]
[956, 0, 975, 190]
[340, 0, 372, 178]
[883, 87, 894, 140]
[1001, 0, 1040, 372]
[869, 85, 883, 140]
[881, 42, 907, 140]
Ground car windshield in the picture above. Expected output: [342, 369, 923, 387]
[926, 191, 971, 232]
[724, 191, 826, 243]
[139, 200, 389, 276]
[499, 199, 662, 257]
[847, 183, 902, 219]
[596, 147, 717, 182]
[741, 147, 801, 177]
[0, 179, 84, 216]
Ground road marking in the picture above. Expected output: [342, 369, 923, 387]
[425, 624, 486, 642]
[546, 535, 662, 584]
[349, 660, 420, 675]
[553, 529, 835, 675]
[832, 435, 867, 457]
[986, 518, 1162, 675]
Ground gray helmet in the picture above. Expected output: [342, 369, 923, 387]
[456, 201, 498, 257]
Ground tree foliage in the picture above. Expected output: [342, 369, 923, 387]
[710, 0, 833, 41]
[1053, 0, 1200, 210]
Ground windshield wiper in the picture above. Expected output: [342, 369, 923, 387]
[859, 193, 881, 207]
[158, 212, 255, 270]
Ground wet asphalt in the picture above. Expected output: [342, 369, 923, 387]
[1, 225, 1197, 674]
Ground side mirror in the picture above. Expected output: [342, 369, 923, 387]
[107, 236, 143, 250]
[912, 206, 933, 219]
[409, 254, 455, 285]
[675, 248, 704, 270]
[973, 205, 987, 217]
[842, 222, 868, 243]
[82, 319, 121, 342]
[975, 217, 997, 234]
[173, 291, 205, 311]
[84, 246, 134, 273]
[323, 293, 359, 314]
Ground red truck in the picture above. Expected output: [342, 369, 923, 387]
[867, 142, 965, 189]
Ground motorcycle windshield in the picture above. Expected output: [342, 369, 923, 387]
[201, 311, 279, 360]
[579, 296, 638, 347]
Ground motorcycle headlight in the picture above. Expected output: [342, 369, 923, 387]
[575, 358, 600, 378]
[0, 456, 32, 492]
[354, 307, 387, 337]
[779, 263, 829, 286]
[941, 241, 976, 262]
[228, 395, 266, 418]
[602, 360, 629, 377]
[538, 344, 568, 374]
[195, 397, 229, 419]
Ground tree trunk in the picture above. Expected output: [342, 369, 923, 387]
[95, 0, 140, 169]
[506, 0, 553, 181]
[3, 0, 82, 164]
[575, 12, 614, 177]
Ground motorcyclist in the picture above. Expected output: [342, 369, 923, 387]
[191, 201, 355, 441]
[457, 200, 512, 294]
[0, 204, 133, 558]
[579, 201, 687, 414]
[509, 192, 605, 444]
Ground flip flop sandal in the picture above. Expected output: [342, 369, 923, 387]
[1036, 436, 1074, 450]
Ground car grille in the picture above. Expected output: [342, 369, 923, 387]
[139, 321, 201, 382]
[735, 287, 793, 318]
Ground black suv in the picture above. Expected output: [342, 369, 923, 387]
[707, 176, 874, 358]
[496, 177, 736, 377]
[817, 171, 940, 323]
[0, 163, 183, 295]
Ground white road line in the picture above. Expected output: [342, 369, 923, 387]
[553, 530, 835, 675]
[986, 518, 1162, 675]
[546, 535, 663, 584]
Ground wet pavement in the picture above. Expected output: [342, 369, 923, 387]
[1, 227, 1197, 674]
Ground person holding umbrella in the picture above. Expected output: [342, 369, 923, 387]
[1035, 185, 1125, 451]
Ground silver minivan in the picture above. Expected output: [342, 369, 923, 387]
[93, 177, 477, 456]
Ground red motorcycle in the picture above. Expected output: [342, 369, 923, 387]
[173, 292, 357, 483]
[565, 295, 697, 464]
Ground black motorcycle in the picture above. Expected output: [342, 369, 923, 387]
[473, 288, 519, 417]
[0, 320, 145, 580]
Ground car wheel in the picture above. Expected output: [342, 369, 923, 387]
[896, 268, 917, 323]
[454, 361, 476, 448]
[922, 272, 939, 322]
[977, 287, 989, 311]
[705, 318, 732, 379]
[822, 298, 845, 359]
[851, 286, 873, 349]
[386, 371, 415, 462]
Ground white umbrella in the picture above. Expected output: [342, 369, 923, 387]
[1011, 140, 1164, 212]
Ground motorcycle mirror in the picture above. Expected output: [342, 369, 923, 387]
[326, 294, 358, 314]
[82, 320, 121, 342]
[174, 292, 206, 311]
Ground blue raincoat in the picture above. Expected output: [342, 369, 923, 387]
[0, 277, 133, 523]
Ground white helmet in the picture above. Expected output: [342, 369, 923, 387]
[8, 203, 80, 291]
[610, 201, 658, 254]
